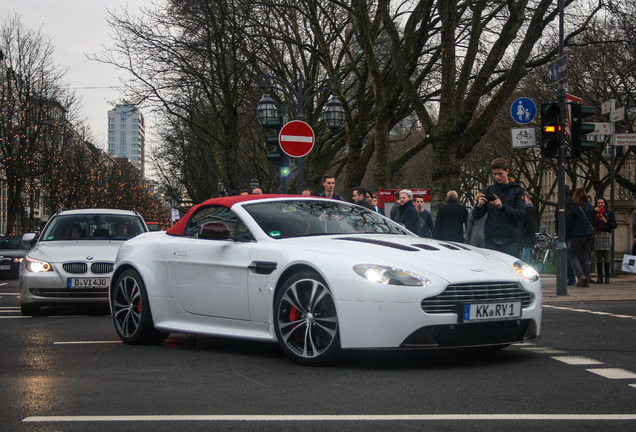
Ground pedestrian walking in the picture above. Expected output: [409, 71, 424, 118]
[434, 190, 467, 243]
[395, 189, 421, 235]
[566, 188, 596, 287]
[519, 192, 536, 262]
[593, 197, 617, 284]
[472, 157, 525, 256]
[352, 186, 376, 210]
[466, 193, 486, 247]
[319, 175, 345, 201]
[414, 195, 434, 238]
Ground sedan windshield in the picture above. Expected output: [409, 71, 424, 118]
[40, 214, 146, 241]
[243, 200, 410, 239]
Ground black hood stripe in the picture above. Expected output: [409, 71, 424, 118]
[335, 237, 420, 251]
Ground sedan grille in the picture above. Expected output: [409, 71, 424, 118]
[62, 262, 114, 274]
[63, 262, 88, 274]
[421, 282, 533, 314]
[91, 262, 114, 274]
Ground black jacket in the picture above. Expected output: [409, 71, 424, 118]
[473, 180, 525, 242]
[434, 200, 467, 242]
[565, 202, 595, 238]
[595, 209, 617, 233]
[396, 200, 421, 235]
[519, 204, 536, 248]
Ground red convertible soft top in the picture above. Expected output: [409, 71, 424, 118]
[166, 194, 298, 236]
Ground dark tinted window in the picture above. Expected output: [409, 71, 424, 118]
[184, 206, 253, 242]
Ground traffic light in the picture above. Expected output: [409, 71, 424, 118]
[570, 103, 596, 158]
[540, 102, 561, 158]
[263, 117, 283, 163]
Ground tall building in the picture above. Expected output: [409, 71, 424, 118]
[107, 102, 145, 174]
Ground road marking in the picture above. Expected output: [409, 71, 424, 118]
[0, 316, 30, 319]
[54, 341, 121, 345]
[22, 414, 636, 422]
[586, 368, 636, 379]
[544, 305, 636, 320]
[552, 356, 604, 365]
[520, 347, 566, 354]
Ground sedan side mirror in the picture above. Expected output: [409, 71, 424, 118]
[22, 233, 37, 243]
[198, 222, 231, 240]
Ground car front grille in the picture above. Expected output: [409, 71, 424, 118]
[91, 262, 114, 274]
[421, 282, 533, 314]
[63, 262, 88, 274]
[0, 257, 11, 264]
[62, 262, 113, 274]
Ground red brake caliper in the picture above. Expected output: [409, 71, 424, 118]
[289, 306, 303, 343]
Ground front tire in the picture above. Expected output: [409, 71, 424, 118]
[111, 269, 168, 345]
[274, 270, 340, 365]
[20, 302, 40, 316]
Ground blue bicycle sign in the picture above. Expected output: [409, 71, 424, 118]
[510, 98, 536, 124]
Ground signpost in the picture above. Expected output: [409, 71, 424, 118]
[510, 98, 536, 124]
[616, 134, 636, 146]
[548, 55, 568, 85]
[278, 120, 315, 158]
[511, 127, 536, 148]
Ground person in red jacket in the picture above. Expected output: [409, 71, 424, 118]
[593, 197, 617, 284]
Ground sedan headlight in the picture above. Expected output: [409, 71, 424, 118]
[514, 260, 539, 282]
[24, 256, 52, 273]
[354, 264, 431, 286]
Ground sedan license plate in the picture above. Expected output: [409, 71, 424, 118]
[0, 265, 10, 270]
[462, 301, 521, 322]
[67, 277, 110, 289]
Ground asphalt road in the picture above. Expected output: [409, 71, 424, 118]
[1, 278, 635, 431]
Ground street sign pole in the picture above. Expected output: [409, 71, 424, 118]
[555, 0, 568, 296]
[609, 99, 616, 277]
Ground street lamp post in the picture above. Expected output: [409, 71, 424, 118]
[256, 74, 345, 194]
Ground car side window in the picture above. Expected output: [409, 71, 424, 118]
[184, 206, 253, 242]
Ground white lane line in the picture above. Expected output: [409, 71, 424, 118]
[544, 305, 636, 320]
[520, 347, 566, 354]
[552, 356, 604, 365]
[22, 414, 636, 422]
[0, 316, 30, 319]
[630, 384, 636, 390]
[54, 341, 121, 345]
[586, 368, 636, 379]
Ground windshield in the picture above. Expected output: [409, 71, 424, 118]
[0, 236, 30, 250]
[40, 213, 147, 241]
[243, 200, 410, 239]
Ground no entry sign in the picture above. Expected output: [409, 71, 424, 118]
[279, 120, 315, 158]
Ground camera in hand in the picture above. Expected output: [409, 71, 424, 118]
[486, 193, 496, 201]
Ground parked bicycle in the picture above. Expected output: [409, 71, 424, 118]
[530, 232, 557, 273]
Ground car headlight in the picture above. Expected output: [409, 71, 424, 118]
[24, 256, 52, 273]
[514, 260, 539, 282]
[353, 264, 431, 286]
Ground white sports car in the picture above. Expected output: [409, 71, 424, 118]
[110, 195, 541, 365]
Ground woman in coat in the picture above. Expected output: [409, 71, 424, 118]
[565, 188, 596, 287]
[594, 197, 617, 284]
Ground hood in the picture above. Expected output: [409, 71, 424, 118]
[28, 240, 124, 263]
[279, 234, 517, 284]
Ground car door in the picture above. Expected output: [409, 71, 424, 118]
[169, 206, 254, 320]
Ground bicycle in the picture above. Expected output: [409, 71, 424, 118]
[530, 232, 557, 273]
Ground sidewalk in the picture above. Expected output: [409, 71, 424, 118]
[541, 272, 636, 303]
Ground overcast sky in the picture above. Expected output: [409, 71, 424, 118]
[4, 0, 149, 150]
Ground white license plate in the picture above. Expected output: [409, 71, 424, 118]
[67, 277, 110, 289]
[0, 265, 10, 270]
[462, 301, 522, 322]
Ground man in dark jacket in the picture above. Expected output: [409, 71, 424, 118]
[396, 189, 421, 235]
[434, 190, 467, 242]
[352, 186, 376, 211]
[519, 192, 536, 262]
[472, 158, 526, 256]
